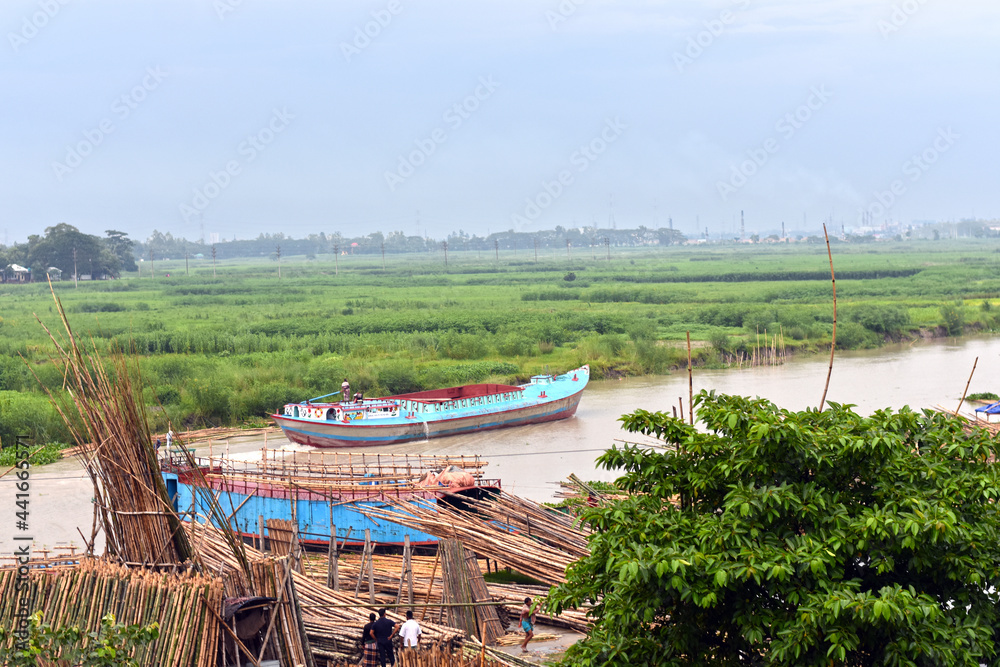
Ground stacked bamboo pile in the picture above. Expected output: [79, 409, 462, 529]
[0, 557, 223, 667]
[187, 521, 466, 664]
[488, 583, 589, 633]
[359, 492, 588, 586]
[248, 557, 316, 666]
[325, 642, 527, 667]
[34, 295, 194, 567]
[193, 448, 493, 503]
[438, 540, 505, 645]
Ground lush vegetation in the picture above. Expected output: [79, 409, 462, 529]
[550, 392, 1000, 666]
[0, 612, 159, 667]
[4, 239, 1000, 445]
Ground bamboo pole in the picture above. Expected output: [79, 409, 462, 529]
[820, 223, 837, 411]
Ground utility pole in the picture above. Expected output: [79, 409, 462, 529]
[494, 239, 499, 262]
[334, 244, 339, 276]
[212, 245, 217, 278]
[605, 237, 610, 261]
[442, 241, 448, 266]
[533, 237, 538, 263]
[566, 238, 571, 258]
[149, 249, 154, 280]
[381, 241, 386, 270]
[73, 247, 78, 288]
[276, 245, 281, 279]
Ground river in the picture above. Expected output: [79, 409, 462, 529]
[4, 335, 999, 554]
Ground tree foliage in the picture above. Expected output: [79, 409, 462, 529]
[0, 611, 159, 666]
[550, 391, 1000, 666]
[26, 223, 121, 278]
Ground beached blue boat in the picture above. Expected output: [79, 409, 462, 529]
[271, 365, 589, 448]
[162, 450, 498, 547]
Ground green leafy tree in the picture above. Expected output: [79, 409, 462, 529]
[550, 391, 1000, 666]
[0, 611, 159, 666]
[104, 230, 138, 272]
[26, 223, 120, 279]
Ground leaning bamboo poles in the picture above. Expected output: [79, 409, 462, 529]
[33, 287, 194, 567]
[358, 493, 587, 587]
[187, 521, 466, 663]
[0, 557, 224, 667]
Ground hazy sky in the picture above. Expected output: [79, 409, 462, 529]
[1, 0, 996, 244]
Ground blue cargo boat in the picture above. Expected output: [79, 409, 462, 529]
[271, 365, 589, 448]
[162, 450, 498, 547]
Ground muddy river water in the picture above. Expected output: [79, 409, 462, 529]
[5, 335, 1000, 554]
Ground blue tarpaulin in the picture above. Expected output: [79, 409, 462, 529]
[974, 402, 1000, 414]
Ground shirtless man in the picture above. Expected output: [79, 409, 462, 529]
[519, 597, 536, 653]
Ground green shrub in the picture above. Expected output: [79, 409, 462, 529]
[836, 321, 878, 349]
[0, 356, 29, 391]
[233, 382, 300, 421]
[377, 362, 423, 395]
[843, 303, 910, 335]
[940, 303, 965, 336]
[0, 391, 71, 448]
[441, 332, 491, 360]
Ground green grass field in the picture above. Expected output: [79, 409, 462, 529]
[3, 239, 1000, 445]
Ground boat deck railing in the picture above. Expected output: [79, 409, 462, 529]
[162, 446, 494, 495]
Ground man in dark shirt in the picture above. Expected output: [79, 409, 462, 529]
[372, 608, 398, 667]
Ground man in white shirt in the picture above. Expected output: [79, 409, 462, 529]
[399, 610, 421, 650]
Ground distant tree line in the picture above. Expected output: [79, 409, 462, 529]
[133, 225, 687, 261]
[0, 224, 137, 281]
[1, 224, 687, 275]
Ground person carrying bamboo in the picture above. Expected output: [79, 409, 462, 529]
[520, 597, 536, 653]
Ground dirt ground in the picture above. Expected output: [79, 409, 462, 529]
[494, 622, 584, 664]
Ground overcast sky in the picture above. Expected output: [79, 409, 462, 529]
[1, 0, 996, 244]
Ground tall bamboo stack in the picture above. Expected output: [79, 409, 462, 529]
[34, 293, 194, 567]
[0, 558, 223, 666]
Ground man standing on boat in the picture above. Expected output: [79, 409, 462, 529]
[342, 379, 351, 402]
[372, 608, 398, 667]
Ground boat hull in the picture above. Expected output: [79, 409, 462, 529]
[272, 390, 583, 448]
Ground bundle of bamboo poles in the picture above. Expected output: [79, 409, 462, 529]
[359, 493, 588, 586]
[33, 291, 194, 567]
[248, 557, 315, 666]
[186, 521, 467, 664]
[302, 552, 590, 634]
[438, 539, 505, 645]
[0, 557, 223, 667]
[488, 583, 589, 634]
